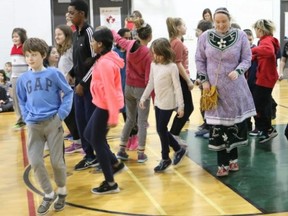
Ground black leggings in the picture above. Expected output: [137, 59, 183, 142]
[170, 76, 194, 135]
[217, 148, 238, 166]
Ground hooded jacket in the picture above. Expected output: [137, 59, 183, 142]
[90, 51, 124, 125]
[112, 30, 152, 88]
[252, 35, 280, 88]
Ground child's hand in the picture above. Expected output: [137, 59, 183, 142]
[75, 84, 84, 96]
[187, 80, 194, 90]
[177, 109, 184, 118]
[108, 123, 117, 128]
[139, 101, 145, 109]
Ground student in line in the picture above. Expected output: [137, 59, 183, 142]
[86, 27, 126, 194]
[140, 38, 187, 172]
[10, 27, 28, 129]
[16, 37, 73, 214]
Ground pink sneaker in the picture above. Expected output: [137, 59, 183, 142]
[216, 165, 229, 177]
[65, 143, 82, 154]
[129, 135, 138, 151]
[229, 162, 239, 171]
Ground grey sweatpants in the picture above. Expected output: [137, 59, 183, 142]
[27, 115, 66, 194]
[121, 85, 150, 150]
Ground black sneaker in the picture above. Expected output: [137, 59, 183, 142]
[113, 161, 127, 175]
[74, 158, 99, 171]
[54, 194, 67, 212]
[173, 148, 187, 166]
[91, 181, 120, 194]
[154, 159, 172, 173]
[259, 128, 278, 143]
[37, 194, 57, 215]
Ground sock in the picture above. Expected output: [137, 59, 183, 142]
[44, 191, 55, 199]
[108, 182, 116, 186]
[57, 186, 67, 195]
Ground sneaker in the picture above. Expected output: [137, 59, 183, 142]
[216, 165, 229, 177]
[229, 162, 239, 171]
[249, 128, 261, 136]
[65, 143, 82, 154]
[154, 159, 172, 172]
[54, 194, 67, 212]
[113, 161, 127, 175]
[64, 133, 73, 140]
[13, 122, 26, 130]
[137, 153, 148, 163]
[91, 181, 120, 194]
[172, 148, 187, 166]
[129, 135, 138, 151]
[74, 158, 99, 171]
[116, 150, 129, 161]
[172, 135, 187, 147]
[197, 122, 206, 130]
[259, 128, 278, 143]
[195, 128, 209, 137]
[203, 132, 209, 139]
[37, 195, 57, 215]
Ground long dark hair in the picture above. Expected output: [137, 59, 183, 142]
[85, 27, 113, 68]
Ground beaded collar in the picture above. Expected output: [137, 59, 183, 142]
[207, 29, 238, 51]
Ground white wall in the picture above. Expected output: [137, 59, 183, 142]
[0, 0, 51, 68]
[0, 0, 280, 78]
[133, 0, 280, 78]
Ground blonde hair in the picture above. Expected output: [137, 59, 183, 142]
[252, 19, 275, 36]
[166, 17, 183, 39]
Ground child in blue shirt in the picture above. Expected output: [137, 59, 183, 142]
[16, 37, 73, 215]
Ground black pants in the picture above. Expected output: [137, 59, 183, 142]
[155, 107, 181, 160]
[170, 76, 194, 135]
[84, 106, 118, 183]
[64, 99, 80, 140]
[253, 85, 273, 132]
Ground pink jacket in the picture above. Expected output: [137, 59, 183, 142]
[90, 51, 124, 125]
[112, 30, 152, 88]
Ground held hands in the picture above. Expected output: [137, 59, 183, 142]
[187, 80, 194, 90]
[75, 84, 84, 96]
[228, 70, 239, 81]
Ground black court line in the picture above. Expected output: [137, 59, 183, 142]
[23, 154, 161, 216]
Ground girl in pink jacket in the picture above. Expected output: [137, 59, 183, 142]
[85, 27, 126, 194]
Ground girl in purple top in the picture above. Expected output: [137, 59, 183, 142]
[195, 7, 256, 177]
